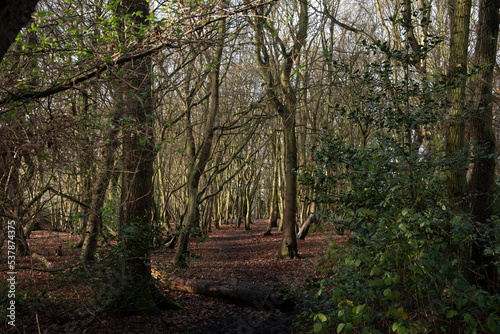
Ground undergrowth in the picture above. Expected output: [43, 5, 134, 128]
[296, 31, 500, 333]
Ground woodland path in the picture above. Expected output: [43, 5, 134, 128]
[1, 220, 343, 333]
[156, 219, 330, 285]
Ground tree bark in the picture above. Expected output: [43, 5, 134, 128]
[224, 186, 232, 225]
[243, 164, 252, 230]
[102, 0, 178, 315]
[0, 0, 39, 62]
[80, 114, 120, 262]
[167, 276, 295, 311]
[445, 0, 471, 211]
[278, 112, 298, 258]
[466, 0, 499, 292]
[265, 132, 279, 236]
[297, 202, 318, 240]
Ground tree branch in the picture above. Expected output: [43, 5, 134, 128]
[0, 42, 172, 107]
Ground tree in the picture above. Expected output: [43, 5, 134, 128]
[0, 0, 41, 256]
[264, 130, 280, 235]
[101, 0, 178, 315]
[249, 0, 308, 259]
[445, 0, 471, 210]
[173, 4, 227, 266]
[466, 0, 499, 292]
[80, 104, 120, 262]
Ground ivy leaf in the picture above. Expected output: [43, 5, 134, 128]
[486, 315, 497, 331]
[314, 313, 328, 322]
[370, 265, 381, 276]
[314, 323, 323, 333]
[446, 310, 458, 319]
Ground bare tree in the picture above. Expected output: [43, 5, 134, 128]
[248, 0, 308, 258]
[173, 2, 227, 266]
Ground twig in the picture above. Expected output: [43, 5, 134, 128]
[36, 312, 42, 334]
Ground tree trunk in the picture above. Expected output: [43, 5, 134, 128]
[244, 180, 251, 230]
[297, 202, 317, 240]
[80, 117, 119, 262]
[5, 153, 30, 256]
[214, 181, 222, 229]
[75, 147, 92, 249]
[237, 181, 246, 228]
[243, 164, 252, 230]
[466, 0, 499, 292]
[250, 0, 307, 258]
[101, 0, 178, 315]
[232, 187, 239, 227]
[173, 12, 226, 266]
[445, 0, 471, 211]
[265, 133, 279, 236]
[166, 276, 294, 311]
[174, 187, 198, 266]
[224, 185, 231, 225]
[0, 0, 39, 62]
[277, 156, 284, 232]
[15, 219, 30, 256]
[278, 113, 298, 258]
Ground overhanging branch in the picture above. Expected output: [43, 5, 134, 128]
[0, 42, 173, 107]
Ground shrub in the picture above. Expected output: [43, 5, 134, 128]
[298, 38, 499, 333]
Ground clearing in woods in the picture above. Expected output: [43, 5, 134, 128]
[1, 220, 345, 333]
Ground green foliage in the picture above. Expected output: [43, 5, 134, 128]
[63, 219, 170, 315]
[298, 35, 500, 333]
[300, 203, 500, 332]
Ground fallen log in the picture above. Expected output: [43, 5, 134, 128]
[31, 252, 54, 270]
[167, 276, 295, 312]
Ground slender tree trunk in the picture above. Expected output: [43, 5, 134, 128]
[265, 133, 279, 235]
[80, 115, 119, 262]
[244, 177, 251, 230]
[236, 180, 246, 228]
[6, 155, 30, 256]
[75, 142, 93, 249]
[297, 202, 317, 240]
[277, 155, 284, 232]
[224, 187, 231, 225]
[173, 12, 226, 266]
[214, 180, 222, 229]
[445, 0, 471, 211]
[14, 217, 29, 256]
[251, 0, 307, 258]
[278, 112, 298, 258]
[232, 186, 239, 227]
[242, 164, 252, 230]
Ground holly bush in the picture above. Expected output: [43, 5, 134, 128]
[298, 40, 499, 333]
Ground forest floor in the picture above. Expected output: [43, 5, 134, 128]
[1, 220, 346, 334]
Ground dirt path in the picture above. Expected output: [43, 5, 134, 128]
[156, 220, 335, 286]
[1, 220, 343, 333]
